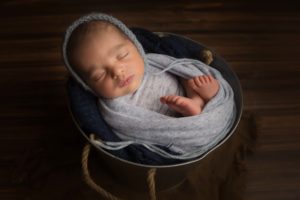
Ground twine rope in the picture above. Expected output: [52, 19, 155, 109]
[147, 168, 157, 200]
[81, 134, 157, 200]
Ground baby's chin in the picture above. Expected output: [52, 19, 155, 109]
[118, 78, 142, 97]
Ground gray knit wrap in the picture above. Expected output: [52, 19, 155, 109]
[62, 13, 147, 93]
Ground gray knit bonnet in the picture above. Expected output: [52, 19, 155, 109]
[62, 13, 147, 93]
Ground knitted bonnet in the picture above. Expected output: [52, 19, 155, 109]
[62, 13, 147, 93]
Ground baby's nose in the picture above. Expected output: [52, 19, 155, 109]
[112, 66, 125, 79]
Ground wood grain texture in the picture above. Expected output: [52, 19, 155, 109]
[0, 0, 299, 199]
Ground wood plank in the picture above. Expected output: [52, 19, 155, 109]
[245, 113, 300, 200]
[0, 0, 300, 199]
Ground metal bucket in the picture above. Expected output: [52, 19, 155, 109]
[67, 33, 243, 193]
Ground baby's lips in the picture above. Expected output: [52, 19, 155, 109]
[118, 75, 134, 88]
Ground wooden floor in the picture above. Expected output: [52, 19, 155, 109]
[1, 0, 300, 199]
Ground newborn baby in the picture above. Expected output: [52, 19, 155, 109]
[65, 20, 219, 117]
[63, 13, 236, 159]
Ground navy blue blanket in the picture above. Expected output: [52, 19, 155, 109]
[67, 28, 222, 165]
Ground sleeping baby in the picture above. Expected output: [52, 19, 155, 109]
[64, 16, 219, 117]
[63, 13, 235, 159]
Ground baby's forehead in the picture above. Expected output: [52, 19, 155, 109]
[67, 20, 127, 54]
[76, 20, 125, 39]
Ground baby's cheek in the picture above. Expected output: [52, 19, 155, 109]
[101, 84, 119, 98]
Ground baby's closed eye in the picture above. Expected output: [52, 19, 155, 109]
[117, 51, 129, 60]
[92, 71, 106, 81]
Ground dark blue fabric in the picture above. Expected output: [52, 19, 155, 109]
[67, 28, 224, 165]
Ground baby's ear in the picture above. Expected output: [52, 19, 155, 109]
[200, 49, 213, 65]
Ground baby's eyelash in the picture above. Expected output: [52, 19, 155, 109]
[118, 52, 129, 59]
[93, 72, 105, 81]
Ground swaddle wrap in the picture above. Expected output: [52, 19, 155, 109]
[63, 13, 236, 160]
[97, 53, 236, 159]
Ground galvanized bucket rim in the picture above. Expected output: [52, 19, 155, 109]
[67, 32, 243, 169]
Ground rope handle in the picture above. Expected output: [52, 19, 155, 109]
[81, 134, 157, 200]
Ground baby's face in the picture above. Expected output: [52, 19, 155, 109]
[72, 25, 145, 98]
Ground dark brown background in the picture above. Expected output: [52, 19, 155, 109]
[1, 0, 300, 199]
